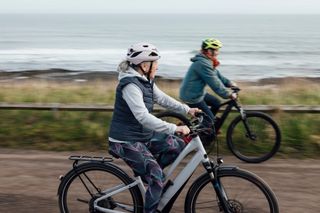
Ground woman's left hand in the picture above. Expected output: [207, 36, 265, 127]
[188, 108, 201, 117]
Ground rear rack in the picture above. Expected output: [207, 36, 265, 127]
[69, 155, 113, 163]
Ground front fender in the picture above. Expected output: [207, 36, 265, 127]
[217, 164, 239, 172]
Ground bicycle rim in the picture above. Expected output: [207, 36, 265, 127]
[59, 163, 143, 213]
[187, 169, 278, 213]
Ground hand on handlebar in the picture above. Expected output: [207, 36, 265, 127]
[230, 92, 238, 100]
[188, 108, 202, 117]
[175, 125, 190, 136]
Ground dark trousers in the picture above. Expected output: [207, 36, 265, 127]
[188, 93, 221, 122]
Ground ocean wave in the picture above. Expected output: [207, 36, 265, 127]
[0, 48, 126, 55]
[1, 48, 319, 57]
[0, 48, 319, 80]
[189, 49, 320, 55]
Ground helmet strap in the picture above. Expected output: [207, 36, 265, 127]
[147, 61, 153, 81]
[139, 62, 153, 81]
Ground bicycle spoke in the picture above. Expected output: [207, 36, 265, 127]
[188, 170, 278, 213]
[228, 112, 281, 162]
[76, 198, 89, 204]
[61, 167, 141, 212]
[195, 200, 219, 209]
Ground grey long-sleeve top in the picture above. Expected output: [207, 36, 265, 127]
[109, 69, 190, 143]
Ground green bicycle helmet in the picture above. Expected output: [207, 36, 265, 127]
[201, 38, 223, 50]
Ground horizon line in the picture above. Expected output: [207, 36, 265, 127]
[0, 12, 319, 15]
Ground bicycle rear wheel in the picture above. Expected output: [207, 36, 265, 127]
[155, 111, 191, 126]
[58, 162, 143, 213]
[155, 111, 215, 147]
[227, 111, 281, 163]
[185, 168, 279, 213]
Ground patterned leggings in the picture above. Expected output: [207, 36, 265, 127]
[109, 133, 185, 213]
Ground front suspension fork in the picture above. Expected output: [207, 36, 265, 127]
[236, 105, 256, 140]
[203, 160, 233, 213]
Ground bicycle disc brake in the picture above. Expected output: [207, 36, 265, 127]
[228, 199, 243, 213]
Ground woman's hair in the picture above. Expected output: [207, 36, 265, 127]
[117, 60, 130, 72]
[117, 60, 140, 72]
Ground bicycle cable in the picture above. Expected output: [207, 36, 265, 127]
[213, 121, 220, 161]
[200, 114, 220, 161]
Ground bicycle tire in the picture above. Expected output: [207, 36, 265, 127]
[227, 111, 281, 163]
[155, 111, 191, 126]
[155, 111, 215, 147]
[185, 167, 279, 213]
[58, 162, 143, 213]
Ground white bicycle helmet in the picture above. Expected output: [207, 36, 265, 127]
[126, 42, 160, 65]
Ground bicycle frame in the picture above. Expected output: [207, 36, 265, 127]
[215, 99, 245, 130]
[157, 135, 209, 211]
[91, 135, 224, 213]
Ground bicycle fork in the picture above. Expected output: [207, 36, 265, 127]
[236, 106, 257, 141]
[203, 161, 234, 213]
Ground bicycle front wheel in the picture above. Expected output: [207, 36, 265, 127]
[227, 111, 281, 163]
[58, 162, 143, 213]
[185, 168, 279, 213]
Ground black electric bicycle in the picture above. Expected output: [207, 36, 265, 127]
[156, 87, 281, 163]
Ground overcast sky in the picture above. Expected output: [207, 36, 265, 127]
[0, 0, 319, 14]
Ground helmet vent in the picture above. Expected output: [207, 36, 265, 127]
[127, 48, 134, 56]
[149, 52, 159, 56]
[143, 45, 149, 48]
[131, 51, 142, 57]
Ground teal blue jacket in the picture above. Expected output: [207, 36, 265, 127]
[179, 53, 232, 104]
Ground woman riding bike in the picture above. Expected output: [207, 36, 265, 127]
[179, 38, 238, 125]
[108, 42, 199, 213]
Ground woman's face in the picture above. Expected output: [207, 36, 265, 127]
[141, 61, 158, 80]
[149, 60, 158, 80]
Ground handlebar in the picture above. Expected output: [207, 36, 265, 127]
[188, 112, 214, 137]
[231, 86, 241, 93]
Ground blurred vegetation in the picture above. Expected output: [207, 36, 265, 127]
[0, 79, 319, 158]
[213, 113, 320, 158]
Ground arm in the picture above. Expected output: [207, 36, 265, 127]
[216, 69, 232, 87]
[122, 83, 177, 135]
[153, 84, 190, 114]
[197, 62, 231, 99]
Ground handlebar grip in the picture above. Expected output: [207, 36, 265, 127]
[195, 111, 205, 117]
[231, 86, 241, 92]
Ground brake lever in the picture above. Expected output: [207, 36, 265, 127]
[231, 86, 241, 93]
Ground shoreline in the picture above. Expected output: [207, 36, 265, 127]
[0, 69, 319, 86]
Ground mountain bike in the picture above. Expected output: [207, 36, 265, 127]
[57, 113, 279, 213]
[155, 87, 281, 163]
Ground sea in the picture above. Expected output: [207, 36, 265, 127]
[0, 14, 319, 81]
